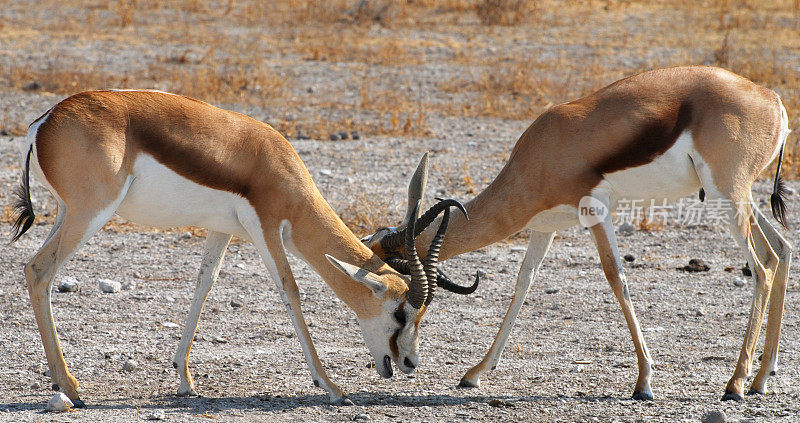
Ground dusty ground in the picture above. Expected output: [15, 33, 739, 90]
[2, 1, 800, 422]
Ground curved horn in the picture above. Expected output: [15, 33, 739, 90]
[405, 201, 428, 309]
[423, 208, 450, 306]
[384, 258, 410, 275]
[436, 268, 480, 295]
[380, 198, 467, 252]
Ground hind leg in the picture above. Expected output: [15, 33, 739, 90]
[721, 200, 779, 401]
[748, 205, 792, 395]
[173, 231, 232, 396]
[25, 201, 122, 405]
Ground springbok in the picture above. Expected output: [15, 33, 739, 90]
[9, 90, 466, 406]
[363, 66, 792, 401]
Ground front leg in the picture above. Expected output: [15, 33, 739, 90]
[173, 231, 232, 397]
[459, 231, 555, 387]
[257, 229, 351, 405]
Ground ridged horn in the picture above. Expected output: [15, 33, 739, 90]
[405, 201, 428, 309]
[423, 208, 450, 306]
[380, 198, 467, 252]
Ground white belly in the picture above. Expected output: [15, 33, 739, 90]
[594, 131, 702, 208]
[116, 154, 253, 239]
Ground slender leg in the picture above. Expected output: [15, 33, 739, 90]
[173, 231, 232, 396]
[723, 202, 779, 401]
[749, 206, 791, 395]
[589, 211, 654, 400]
[240, 217, 350, 405]
[459, 230, 555, 387]
[25, 206, 119, 406]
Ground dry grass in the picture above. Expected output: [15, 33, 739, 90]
[1, 0, 798, 178]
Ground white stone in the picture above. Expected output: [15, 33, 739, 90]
[99, 279, 122, 293]
[57, 277, 79, 293]
[46, 392, 73, 412]
[618, 222, 635, 236]
[122, 359, 137, 372]
[161, 322, 179, 328]
[147, 410, 167, 420]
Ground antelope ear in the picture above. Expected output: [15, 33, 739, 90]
[325, 254, 388, 298]
[401, 152, 429, 226]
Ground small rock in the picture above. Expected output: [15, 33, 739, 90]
[329, 133, 340, 141]
[618, 222, 635, 236]
[488, 398, 514, 407]
[57, 277, 79, 293]
[351, 131, 361, 140]
[695, 309, 706, 317]
[510, 246, 526, 253]
[544, 288, 559, 294]
[23, 81, 42, 91]
[623, 254, 635, 262]
[122, 281, 135, 291]
[122, 359, 137, 372]
[212, 336, 227, 343]
[353, 413, 370, 421]
[319, 169, 332, 177]
[99, 279, 122, 293]
[701, 410, 726, 423]
[733, 277, 746, 287]
[0, 129, 9, 136]
[180, 232, 192, 240]
[338, 131, 349, 140]
[161, 322, 179, 328]
[147, 410, 167, 420]
[165, 296, 175, 302]
[678, 258, 709, 272]
[230, 299, 243, 308]
[31, 381, 41, 390]
[46, 392, 73, 412]
[741, 263, 752, 277]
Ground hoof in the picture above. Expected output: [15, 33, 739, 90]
[458, 378, 479, 388]
[177, 389, 198, 397]
[332, 396, 353, 406]
[746, 388, 765, 396]
[721, 391, 743, 402]
[72, 398, 86, 408]
[632, 391, 653, 401]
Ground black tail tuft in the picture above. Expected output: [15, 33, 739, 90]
[10, 146, 36, 243]
[770, 176, 789, 229]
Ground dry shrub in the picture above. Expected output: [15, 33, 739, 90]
[339, 193, 397, 237]
[476, 0, 536, 25]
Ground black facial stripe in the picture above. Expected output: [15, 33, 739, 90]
[393, 307, 407, 327]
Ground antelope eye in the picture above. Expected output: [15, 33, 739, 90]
[393, 308, 406, 326]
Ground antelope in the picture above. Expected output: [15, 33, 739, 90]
[8, 90, 467, 406]
[363, 66, 793, 401]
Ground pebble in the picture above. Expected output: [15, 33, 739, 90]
[733, 277, 746, 287]
[212, 336, 228, 343]
[678, 258, 709, 272]
[351, 131, 361, 140]
[57, 277, 79, 293]
[319, 169, 332, 177]
[161, 322, 180, 328]
[544, 288, 559, 294]
[230, 299, 243, 308]
[695, 309, 706, 317]
[122, 281, 135, 290]
[353, 413, 370, 421]
[623, 254, 635, 262]
[618, 222, 635, 236]
[510, 246, 526, 253]
[147, 410, 167, 420]
[180, 232, 192, 240]
[329, 133, 340, 141]
[30, 381, 41, 390]
[45, 392, 73, 412]
[99, 279, 122, 293]
[338, 131, 349, 140]
[122, 359, 137, 372]
[741, 263, 752, 277]
[701, 410, 726, 423]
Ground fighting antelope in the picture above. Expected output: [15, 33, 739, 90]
[9, 90, 464, 406]
[363, 66, 793, 401]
